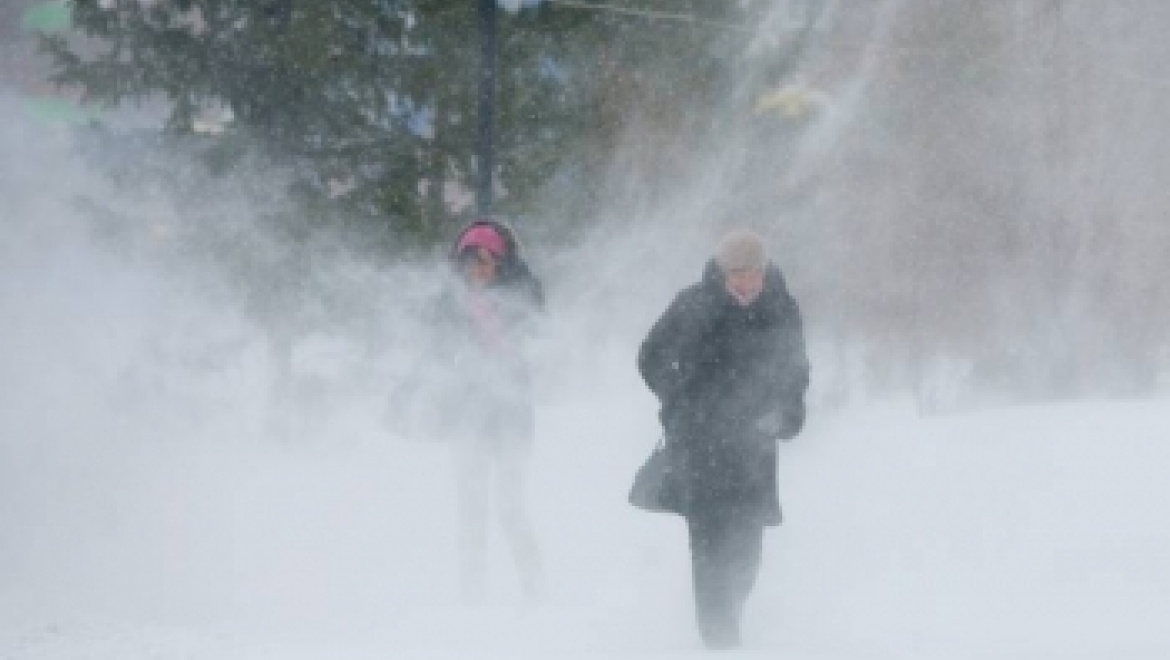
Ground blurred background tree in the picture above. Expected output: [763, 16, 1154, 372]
[40, 0, 799, 247]
[19, 0, 1166, 406]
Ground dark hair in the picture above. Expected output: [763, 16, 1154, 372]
[450, 217, 544, 307]
[454, 244, 491, 265]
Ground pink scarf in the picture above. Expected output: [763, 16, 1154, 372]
[465, 290, 509, 354]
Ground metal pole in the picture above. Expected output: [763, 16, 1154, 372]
[476, 0, 497, 215]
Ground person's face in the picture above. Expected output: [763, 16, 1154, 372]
[462, 246, 499, 287]
[723, 266, 765, 306]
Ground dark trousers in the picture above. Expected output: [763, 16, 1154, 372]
[685, 510, 765, 649]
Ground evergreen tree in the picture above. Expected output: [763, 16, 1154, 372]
[44, 0, 599, 243]
[43, 1, 811, 245]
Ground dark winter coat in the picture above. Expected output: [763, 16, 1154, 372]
[637, 261, 809, 525]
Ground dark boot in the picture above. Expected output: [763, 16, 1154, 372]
[687, 511, 764, 650]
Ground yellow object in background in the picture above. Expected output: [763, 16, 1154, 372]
[754, 84, 818, 119]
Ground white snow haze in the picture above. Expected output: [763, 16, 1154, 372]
[3, 2, 1170, 659]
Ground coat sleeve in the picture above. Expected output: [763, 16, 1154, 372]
[774, 296, 810, 440]
[637, 289, 703, 404]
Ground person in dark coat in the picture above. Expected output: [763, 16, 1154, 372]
[432, 218, 545, 602]
[637, 228, 809, 649]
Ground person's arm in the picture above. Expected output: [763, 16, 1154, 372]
[749, 288, 810, 441]
[506, 264, 544, 351]
[773, 297, 809, 440]
[637, 289, 703, 403]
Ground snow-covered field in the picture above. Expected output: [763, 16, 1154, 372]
[3, 280, 1169, 660]
[3, 100, 1168, 660]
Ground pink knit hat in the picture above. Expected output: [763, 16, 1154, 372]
[456, 223, 506, 258]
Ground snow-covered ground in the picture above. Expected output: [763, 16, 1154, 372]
[3, 276, 1169, 660]
[3, 97, 1168, 660]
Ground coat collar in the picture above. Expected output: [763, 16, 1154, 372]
[700, 259, 789, 322]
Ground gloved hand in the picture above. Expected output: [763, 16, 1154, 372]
[754, 410, 784, 438]
[755, 403, 805, 441]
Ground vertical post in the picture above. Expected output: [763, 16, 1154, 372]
[476, 0, 498, 215]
